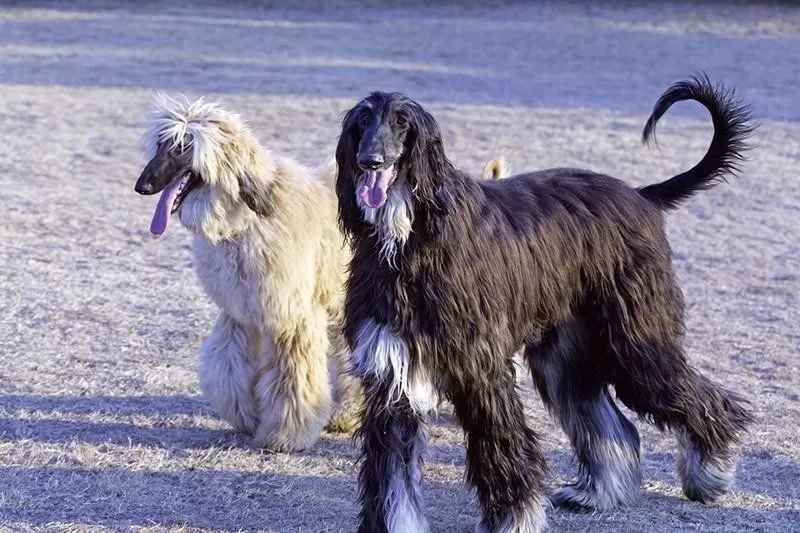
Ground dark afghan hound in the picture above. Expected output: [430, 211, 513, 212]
[335, 75, 754, 533]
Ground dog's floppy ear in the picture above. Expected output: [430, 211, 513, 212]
[238, 170, 274, 218]
[336, 104, 370, 236]
[404, 101, 452, 212]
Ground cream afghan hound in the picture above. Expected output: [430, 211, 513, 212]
[133, 95, 507, 451]
[134, 95, 362, 451]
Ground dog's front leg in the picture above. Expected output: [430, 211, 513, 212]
[357, 383, 429, 533]
[351, 320, 433, 533]
[251, 308, 333, 452]
[447, 357, 548, 533]
[197, 313, 260, 435]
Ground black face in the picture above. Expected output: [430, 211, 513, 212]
[134, 142, 201, 212]
[353, 92, 414, 171]
[339, 92, 438, 211]
[135, 142, 190, 194]
[336, 91, 447, 227]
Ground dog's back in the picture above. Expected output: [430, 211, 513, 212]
[417, 166, 669, 347]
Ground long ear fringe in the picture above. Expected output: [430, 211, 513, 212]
[237, 169, 275, 218]
[335, 107, 369, 237]
[404, 102, 452, 213]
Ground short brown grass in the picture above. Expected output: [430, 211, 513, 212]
[0, 1, 798, 531]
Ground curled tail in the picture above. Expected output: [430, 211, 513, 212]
[481, 155, 510, 181]
[638, 73, 755, 210]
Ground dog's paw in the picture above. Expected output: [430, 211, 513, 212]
[550, 481, 638, 513]
[679, 454, 735, 504]
[550, 484, 598, 513]
[327, 381, 364, 434]
[474, 495, 548, 533]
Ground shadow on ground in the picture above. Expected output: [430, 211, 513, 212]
[1, 393, 799, 531]
[0, 466, 360, 531]
[0, 458, 797, 532]
[0, 393, 208, 417]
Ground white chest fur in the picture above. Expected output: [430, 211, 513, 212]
[359, 183, 414, 267]
[351, 319, 435, 415]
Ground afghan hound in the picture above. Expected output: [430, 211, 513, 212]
[133, 95, 364, 451]
[334, 75, 754, 532]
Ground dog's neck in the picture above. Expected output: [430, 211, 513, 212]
[179, 188, 253, 242]
[359, 181, 414, 268]
[180, 147, 277, 243]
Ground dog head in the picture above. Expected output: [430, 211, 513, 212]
[336, 92, 453, 262]
[134, 94, 272, 238]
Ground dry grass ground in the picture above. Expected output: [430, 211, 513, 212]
[0, 1, 798, 531]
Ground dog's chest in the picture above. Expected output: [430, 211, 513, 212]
[192, 236, 262, 324]
[401, 253, 518, 344]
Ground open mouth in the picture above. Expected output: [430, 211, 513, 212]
[359, 164, 397, 210]
[149, 173, 201, 235]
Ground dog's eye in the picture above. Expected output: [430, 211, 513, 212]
[396, 115, 408, 127]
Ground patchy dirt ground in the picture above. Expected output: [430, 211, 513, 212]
[0, 1, 798, 531]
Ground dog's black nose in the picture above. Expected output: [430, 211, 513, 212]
[358, 154, 384, 170]
[135, 180, 154, 195]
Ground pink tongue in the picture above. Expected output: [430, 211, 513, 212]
[359, 166, 394, 209]
[149, 177, 187, 235]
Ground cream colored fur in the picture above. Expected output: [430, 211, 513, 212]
[480, 155, 510, 181]
[143, 94, 361, 451]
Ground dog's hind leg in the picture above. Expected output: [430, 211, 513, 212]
[252, 308, 333, 452]
[612, 346, 752, 504]
[525, 319, 642, 511]
[604, 280, 752, 504]
[672, 375, 752, 504]
[198, 313, 260, 435]
[448, 357, 548, 533]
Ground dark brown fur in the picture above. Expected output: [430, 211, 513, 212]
[336, 75, 755, 532]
